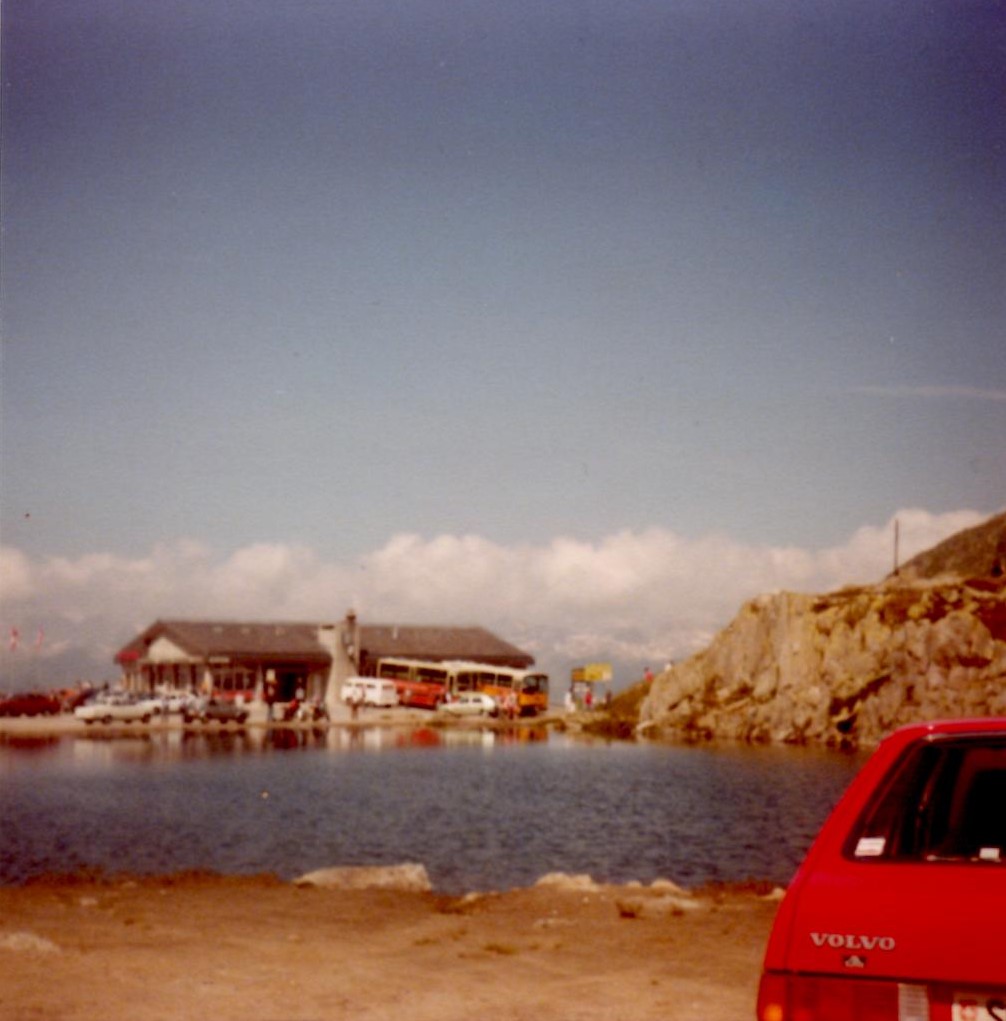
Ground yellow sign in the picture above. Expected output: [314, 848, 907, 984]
[571, 662, 612, 683]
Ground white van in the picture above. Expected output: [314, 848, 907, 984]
[340, 677, 399, 708]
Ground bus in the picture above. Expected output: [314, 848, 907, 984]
[448, 662, 549, 717]
[374, 658, 451, 709]
[374, 657, 550, 715]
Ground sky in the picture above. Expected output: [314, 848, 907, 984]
[1, 0, 1004, 692]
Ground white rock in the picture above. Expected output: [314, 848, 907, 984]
[293, 863, 432, 892]
[534, 872, 602, 893]
[649, 878, 686, 894]
[615, 893, 703, 919]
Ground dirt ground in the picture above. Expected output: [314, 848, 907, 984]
[0, 873, 779, 1021]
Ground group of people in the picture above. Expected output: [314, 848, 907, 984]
[563, 666, 658, 713]
[263, 682, 329, 723]
[563, 686, 612, 712]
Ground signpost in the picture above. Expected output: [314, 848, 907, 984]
[570, 662, 613, 709]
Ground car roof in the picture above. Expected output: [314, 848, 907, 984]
[902, 717, 1006, 734]
[879, 717, 1006, 751]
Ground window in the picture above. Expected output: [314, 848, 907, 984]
[380, 662, 411, 681]
[455, 671, 477, 692]
[522, 674, 547, 694]
[847, 736, 1006, 863]
[480, 671, 510, 689]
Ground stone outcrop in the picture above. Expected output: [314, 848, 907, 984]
[639, 576, 1006, 748]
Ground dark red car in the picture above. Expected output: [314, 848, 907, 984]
[758, 718, 1006, 1021]
[0, 691, 62, 717]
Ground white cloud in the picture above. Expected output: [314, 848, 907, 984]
[0, 508, 991, 690]
[0, 547, 33, 601]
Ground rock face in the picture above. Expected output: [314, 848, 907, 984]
[639, 576, 1006, 749]
[896, 510, 1006, 581]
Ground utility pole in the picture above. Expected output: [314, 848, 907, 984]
[893, 518, 900, 575]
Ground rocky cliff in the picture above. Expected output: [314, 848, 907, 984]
[639, 514, 1006, 749]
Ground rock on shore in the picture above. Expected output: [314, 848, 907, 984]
[294, 863, 432, 891]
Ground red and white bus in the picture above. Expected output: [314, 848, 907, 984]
[374, 658, 451, 709]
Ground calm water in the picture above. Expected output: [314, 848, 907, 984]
[0, 726, 865, 893]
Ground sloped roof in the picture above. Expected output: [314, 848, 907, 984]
[358, 624, 534, 668]
[115, 619, 535, 669]
[116, 620, 331, 665]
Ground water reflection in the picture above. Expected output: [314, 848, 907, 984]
[2, 722, 553, 767]
[0, 726, 865, 891]
[0, 734, 60, 754]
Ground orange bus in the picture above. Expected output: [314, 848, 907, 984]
[444, 661, 549, 716]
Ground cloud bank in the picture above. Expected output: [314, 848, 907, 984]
[0, 508, 989, 691]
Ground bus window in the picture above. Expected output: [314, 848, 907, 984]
[379, 661, 411, 681]
[455, 671, 477, 692]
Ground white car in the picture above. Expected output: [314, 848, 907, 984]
[74, 692, 155, 725]
[141, 691, 199, 715]
[437, 692, 499, 718]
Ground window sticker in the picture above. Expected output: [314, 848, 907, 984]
[855, 836, 887, 857]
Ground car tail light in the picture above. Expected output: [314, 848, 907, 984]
[757, 973, 930, 1021]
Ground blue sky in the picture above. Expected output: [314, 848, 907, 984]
[1, 0, 1003, 688]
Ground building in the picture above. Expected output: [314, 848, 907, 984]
[115, 620, 333, 703]
[115, 614, 534, 705]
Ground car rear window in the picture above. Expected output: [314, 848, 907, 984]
[846, 735, 1006, 864]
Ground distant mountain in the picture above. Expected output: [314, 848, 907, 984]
[896, 510, 1006, 581]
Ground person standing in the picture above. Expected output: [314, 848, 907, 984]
[505, 690, 518, 720]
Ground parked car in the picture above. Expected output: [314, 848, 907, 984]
[74, 692, 154, 725]
[0, 691, 62, 717]
[340, 678, 399, 708]
[54, 686, 94, 712]
[757, 717, 1006, 1021]
[162, 691, 200, 714]
[137, 691, 198, 716]
[182, 699, 249, 725]
[134, 695, 167, 717]
[436, 692, 499, 718]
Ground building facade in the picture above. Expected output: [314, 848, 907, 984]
[115, 614, 534, 706]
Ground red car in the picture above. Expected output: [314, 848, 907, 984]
[758, 718, 1006, 1021]
[0, 691, 62, 717]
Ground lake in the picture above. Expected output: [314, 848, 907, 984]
[0, 725, 865, 893]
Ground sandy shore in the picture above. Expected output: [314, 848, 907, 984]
[0, 872, 779, 1021]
